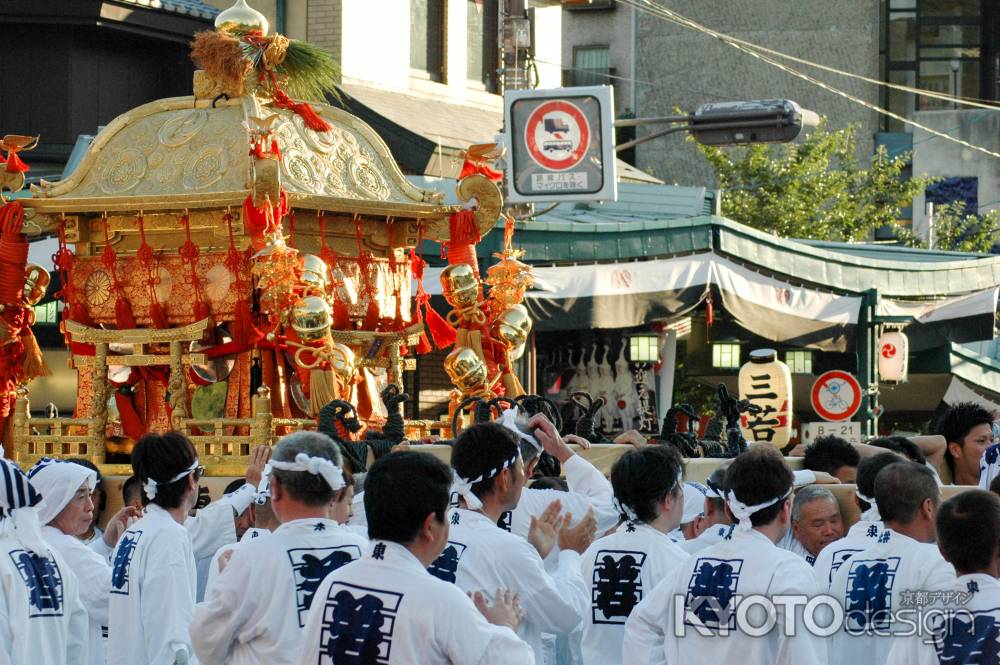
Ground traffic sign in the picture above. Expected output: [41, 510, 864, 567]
[810, 370, 863, 422]
[504, 85, 616, 204]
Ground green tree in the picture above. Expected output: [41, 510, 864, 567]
[693, 123, 933, 242]
[902, 201, 1000, 254]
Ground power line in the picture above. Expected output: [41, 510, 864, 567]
[622, 0, 1000, 112]
[618, 0, 1000, 160]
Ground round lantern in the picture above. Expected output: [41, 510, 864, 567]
[878, 330, 909, 383]
[738, 348, 793, 449]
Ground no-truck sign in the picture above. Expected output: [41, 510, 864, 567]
[504, 86, 616, 203]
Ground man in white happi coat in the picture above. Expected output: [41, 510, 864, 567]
[678, 466, 733, 555]
[298, 450, 535, 664]
[107, 432, 204, 665]
[191, 431, 368, 665]
[0, 457, 88, 665]
[813, 452, 899, 587]
[579, 445, 689, 665]
[203, 488, 280, 598]
[429, 416, 594, 664]
[829, 461, 956, 665]
[778, 485, 844, 566]
[887, 489, 1000, 665]
[29, 457, 138, 665]
[623, 445, 827, 665]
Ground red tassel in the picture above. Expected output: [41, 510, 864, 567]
[332, 300, 350, 329]
[193, 300, 212, 322]
[271, 89, 332, 132]
[149, 302, 168, 329]
[423, 302, 456, 349]
[231, 299, 262, 347]
[414, 332, 432, 355]
[115, 297, 136, 330]
[4, 151, 28, 174]
[362, 300, 380, 330]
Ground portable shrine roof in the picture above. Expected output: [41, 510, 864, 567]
[21, 94, 455, 231]
[114, 0, 220, 19]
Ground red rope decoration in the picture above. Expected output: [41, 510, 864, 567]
[411, 221, 455, 350]
[179, 214, 211, 323]
[52, 217, 93, 329]
[135, 215, 168, 328]
[225, 212, 262, 346]
[101, 216, 136, 329]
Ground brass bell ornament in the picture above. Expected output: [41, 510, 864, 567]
[22, 264, 50, 306]
[491, 304, 532, 350]
[290, 296, 332, 342]
[299, 254, 330, 293]
[444, 347, 488, 393]
[440, 264, 480, 308]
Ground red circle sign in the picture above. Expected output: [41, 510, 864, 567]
[524, 100, 590, 171]
[810, 370, 863, 422]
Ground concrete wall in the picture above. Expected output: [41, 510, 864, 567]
[910, 109, 1000, 242]
[633, 0, 881, 186]
[560, 4, 635, 115]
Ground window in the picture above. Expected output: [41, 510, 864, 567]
[784, 350, 814, 375]
[571, 45, 612, 87]
[467, 0, 500, 92]
[711, 343, 741, 370]
[411, 0, 446, 81]
[629, 335, 659, 363]
[33, 301, 61, 326]
[881, 0, 995, 131]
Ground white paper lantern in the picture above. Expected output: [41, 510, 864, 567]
[878, 330, 909, 383]
[738, 348, 793, 449]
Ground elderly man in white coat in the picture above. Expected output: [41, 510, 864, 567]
[191, 431, 368, 665]
[107, 431, 204, 665]
[28, 457, 138, 665]
[813, 452, 898, 587]
[623, 445, 827, 665]
[298, 450, 534, 664]
[0, 457, 88, 665]
[828, 461, 956, 665]
[579, 445, 689, 665]
[428, 416, 594, 665]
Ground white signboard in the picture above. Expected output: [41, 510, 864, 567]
[801, 421, 863, 446]
[503, 86, 617, 204]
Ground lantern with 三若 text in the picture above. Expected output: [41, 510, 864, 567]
[738, 348, 793, 449]
[878, 330, 909, 383]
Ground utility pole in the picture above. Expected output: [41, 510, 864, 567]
[500, 0, 532, 92]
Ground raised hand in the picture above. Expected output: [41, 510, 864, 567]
[563, 434, 592, 449]
[245, 445, 271, 488]
[527, 499, 564, 559]
[528, 413, 573, 463]
[102, 506, 142, 548]
[614, 430, 649, 449]
[473, 587, 525, 631]
[558, 507, 597, 554]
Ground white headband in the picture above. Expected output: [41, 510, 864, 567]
[615, 498, 639, 523]
[855, 489, 881, 523]
[28, 458, 97, 526]
[499, 408, 543, 454]
[144, 459, 199, 500]
[727, 488, 792, 532]
[705, 478, 725, 500]
[452, 451, 519, 511]
[269, 453, 346, 491]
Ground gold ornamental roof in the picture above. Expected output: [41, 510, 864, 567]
[23, 93, 454, 222]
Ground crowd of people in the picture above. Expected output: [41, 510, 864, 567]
[1, 399, 1000, 664]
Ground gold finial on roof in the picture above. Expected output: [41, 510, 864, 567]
[215, 0, 269, 35]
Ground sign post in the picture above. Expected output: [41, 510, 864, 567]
[503, 86, 617, 204]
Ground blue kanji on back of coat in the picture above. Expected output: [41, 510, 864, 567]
[684, 557, 742, 631]
[110, 530, 142, 595]
[318, 582, 403, 665]
[592, 550, 646, 624]
[9, 550, 64, 617]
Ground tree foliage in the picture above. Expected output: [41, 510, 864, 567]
[694, 123, 933, 242]
[901, 201, 1000, 254]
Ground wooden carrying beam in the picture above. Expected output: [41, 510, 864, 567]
[65, 317, 211, 343]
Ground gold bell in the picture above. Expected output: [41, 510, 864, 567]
[440, 264, 480, 308]
[444, 346, 488, 393]
[299, 254, 329, 292]
[329, 342, 356, 381]
[491, 304, 532, 349]
[22, 264, 50, 306]
[290, 296, 332, 342]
